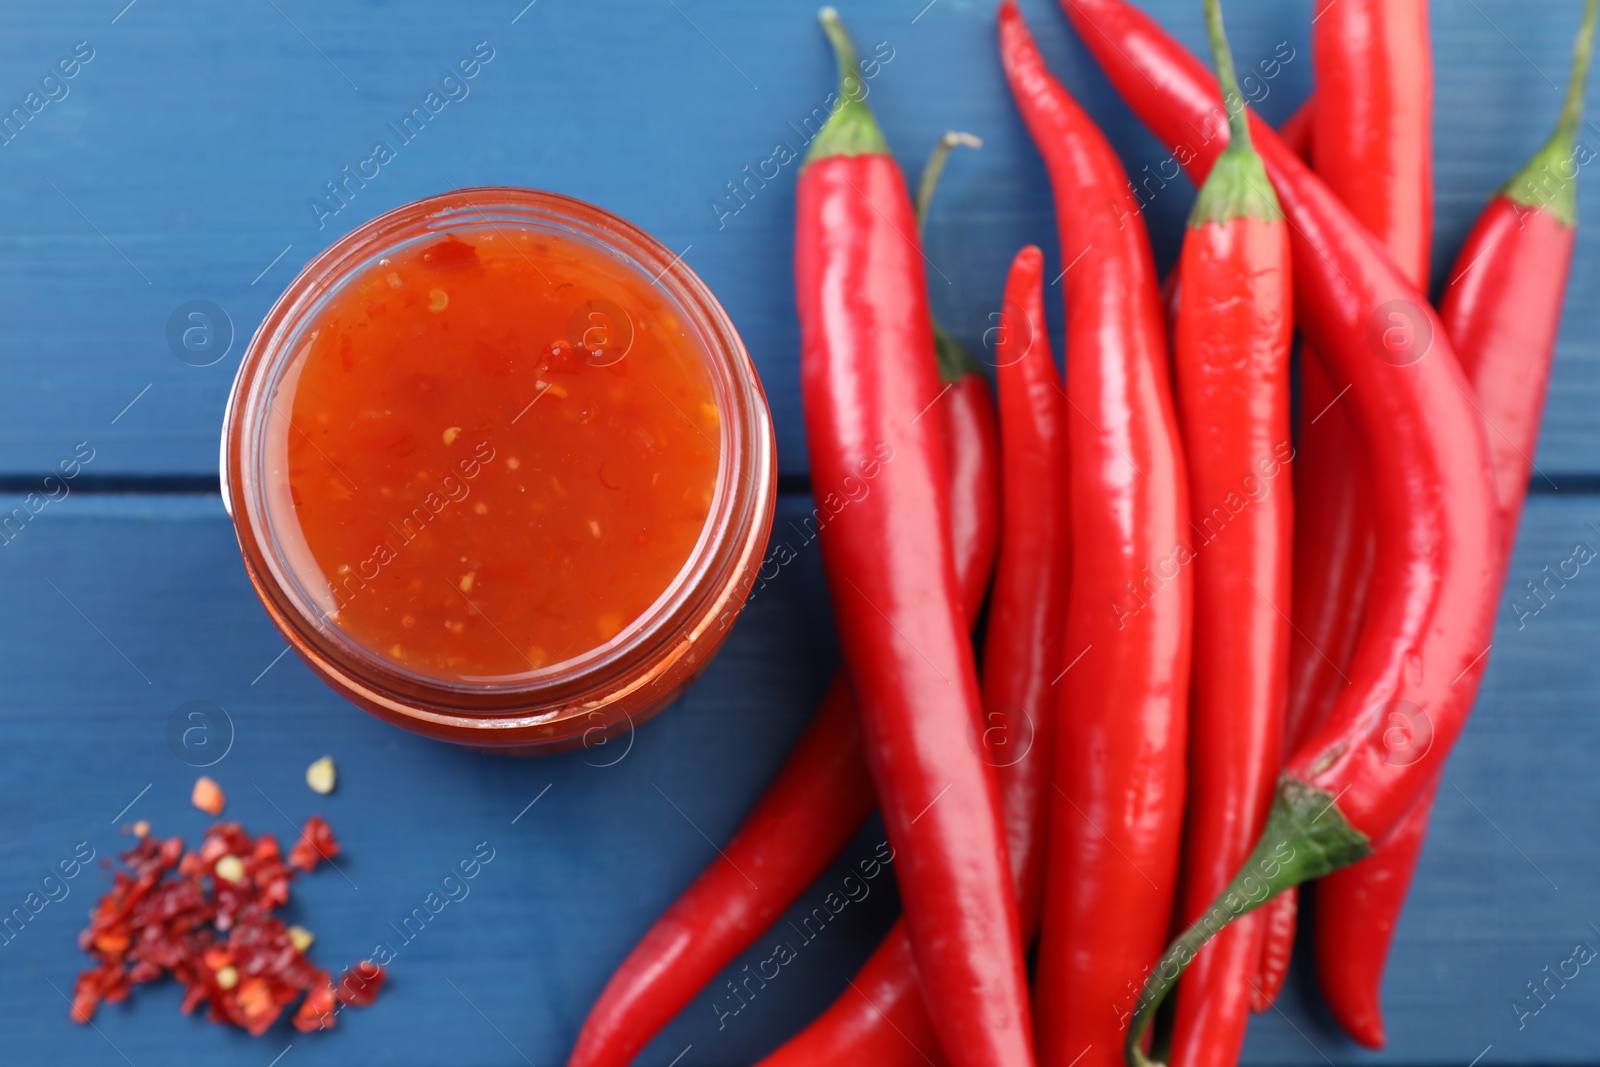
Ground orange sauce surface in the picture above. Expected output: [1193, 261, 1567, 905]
[271, 226, 721, 683]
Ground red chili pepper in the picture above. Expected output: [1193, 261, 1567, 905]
[797, 9, 1033, 1064]
[758, 923, 947, 1067]
[566, 133, 1003, 1067]
[1251, 360, 1367, 1009]
[759, 244, 1068, 1067]
[1313, 0, 1598, 1045]
[565, 681, 874, 1067]
[1277, 100, 1313, 161]
[999, 8, 1192, 1066]
[1280, 353, 1373, 756]
[917, 132, 1005, 613]
[1312, 0, 1433, 284]
[1251, 886, 1297, 1012]
[1260, 0, 1435, 1012]
[1310, 780, 1437, 1045]
[982, 245, 1072, 949]
[1050, 4, 1499, 1062]
[1445, 10, 1592, 542]
[1166, 3, 1294, 1064]
[1159, 269, 1181, 339]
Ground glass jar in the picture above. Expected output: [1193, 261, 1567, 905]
[222, 188, 775, 752]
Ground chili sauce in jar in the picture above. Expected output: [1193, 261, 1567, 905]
[223, 189, 774, 751]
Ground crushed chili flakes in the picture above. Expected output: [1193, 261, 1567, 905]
[191, 776, 226, 816]
[292, 971, 338, 1033]
[71, 816, 381, 1035]
[288, 814, 340, 873]
[335, 960, 386, 1007]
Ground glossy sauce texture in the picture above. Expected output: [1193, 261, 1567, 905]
[270, 226, 720, 684]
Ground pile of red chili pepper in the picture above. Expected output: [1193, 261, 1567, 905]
[569, 1, 1596, 1065]
[72, 815, 385, 1036]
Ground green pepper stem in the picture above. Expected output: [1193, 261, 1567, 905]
[913, 132, 985, 383]
[931, 322, 983, 383]
[1189, 0, 1281, 225]
[1503, 0, 1597, 224]
[1124, 778, 1372, 1067]
[1557, 0, 1598, 150]
[1204, 0, 1251, 154]
[805, 8, 889, 163]
[915, 131, 983, 232]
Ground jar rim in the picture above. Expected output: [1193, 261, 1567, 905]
[221, 187, 775, 736]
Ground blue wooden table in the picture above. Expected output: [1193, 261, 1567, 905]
[2, 1, 1598, 1064]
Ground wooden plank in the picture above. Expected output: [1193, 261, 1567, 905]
[0, 493, 853, 1066]
[0, 491, 1595, 1064]
[0, 0, 1596, 480]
